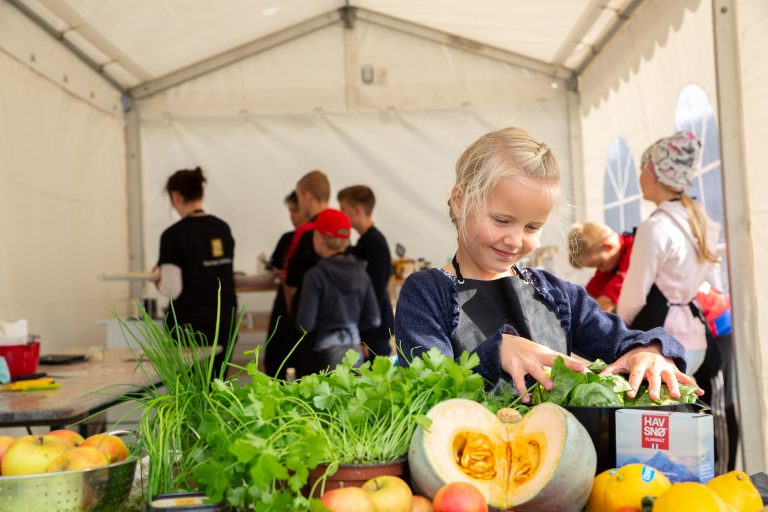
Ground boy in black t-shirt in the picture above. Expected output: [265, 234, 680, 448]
[283, 170, 331, 376]
[338, 185, 394, 358]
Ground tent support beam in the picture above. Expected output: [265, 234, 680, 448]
[35, 0, 153, 83]
[124, 99, 145, 300]
[575, 0, 644, 77]
[551, 0, 610, 67]
[712, 0, 766, 473]
[5, 0, 124, 92]
[130, 11, 341, 100]
[566, 89, 585, 223]
[353, 7, 572, 82]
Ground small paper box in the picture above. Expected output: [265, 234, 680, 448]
[615, 409, 714, 483]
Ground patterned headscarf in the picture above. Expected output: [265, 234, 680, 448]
[640, 131, 702, 192]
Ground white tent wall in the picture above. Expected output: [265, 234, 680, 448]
[137, 19, 575, 308]
[578, 0, 768, 470]
[578, 0, 717, 224]
[733, 0, 768, 470]
[0, 6, 130, 352]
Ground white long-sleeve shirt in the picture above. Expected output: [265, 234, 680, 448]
[617, 200, 718, 352]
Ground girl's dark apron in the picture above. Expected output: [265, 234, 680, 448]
[449, 258, 568, 386]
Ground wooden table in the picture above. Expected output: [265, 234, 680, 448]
[0, 348, 161, 428]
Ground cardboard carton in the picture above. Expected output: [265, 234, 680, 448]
[615, 409, 714, 483]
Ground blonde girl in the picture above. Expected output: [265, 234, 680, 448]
[395, 127, 697, 402]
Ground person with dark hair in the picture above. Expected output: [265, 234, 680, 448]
[264, 191, 306, 378]
[338, 185, 394, 358]
[153, 167, 237, 373]
[282, 170, 331, 375]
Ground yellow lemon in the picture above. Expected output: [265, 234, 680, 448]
[603, 464, 671, 511]
[587, 468, 615, 512]
[706, 471, 762, 512]
[654, 482, 733, 512]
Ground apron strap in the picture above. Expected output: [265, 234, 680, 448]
[451, 254, 519, 284]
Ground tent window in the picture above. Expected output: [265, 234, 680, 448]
[602, 137, 641, 233]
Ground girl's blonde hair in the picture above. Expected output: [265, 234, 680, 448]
[672, 189, 719, 263]
[449, 127, 560, 242]
[567, 222, 615, 268]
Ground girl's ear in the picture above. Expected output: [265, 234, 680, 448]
[449, 185, 464, 220]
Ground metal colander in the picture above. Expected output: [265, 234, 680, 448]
[0, 456, 138, 511]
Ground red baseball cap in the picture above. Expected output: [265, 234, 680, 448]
[314, 209, 351, 239]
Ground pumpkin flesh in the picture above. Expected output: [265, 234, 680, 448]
[409, 399, 596, 512]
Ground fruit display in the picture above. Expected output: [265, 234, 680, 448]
[587, 467, 764, 512]
[586, 464, 671, 512]
[321, 475, 418, 512]
[433, 481, 487, 512]
[706, 471, 763, 512]
[408, 398, 596, 511]
[0, 429, 129, 477]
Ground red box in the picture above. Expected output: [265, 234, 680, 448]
[0, 341, 40, 379]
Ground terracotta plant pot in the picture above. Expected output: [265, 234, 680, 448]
[305, 459, 409, 497]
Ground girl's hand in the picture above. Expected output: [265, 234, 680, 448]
[499, 334, 586, 403]
[601, 343, 702, 401]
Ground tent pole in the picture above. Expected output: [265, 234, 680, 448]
[124, 97, 145, 301]
[5, 0, 124, 92]
[711, 0, 766, 473]
[566, 88, 585, 224]
[354, 7, 571, 81]
[130, 11, 341, 100]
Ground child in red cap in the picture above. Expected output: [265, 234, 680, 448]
[295, 209, 381, 371]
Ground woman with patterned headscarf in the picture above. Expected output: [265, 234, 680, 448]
[617, 132, 720, 374]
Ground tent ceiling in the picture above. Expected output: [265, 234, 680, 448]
[10, 0, 637, 93]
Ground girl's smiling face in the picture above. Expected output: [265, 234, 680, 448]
[456, 177, 554, 280]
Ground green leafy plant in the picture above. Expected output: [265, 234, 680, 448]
[532, 356, 700, 407]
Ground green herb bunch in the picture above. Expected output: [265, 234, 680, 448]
[117, 300, 242, 499]
[193, 347, 485, 510]
[286, 348, 485, 465]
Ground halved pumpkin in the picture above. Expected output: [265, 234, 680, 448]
[408, 399, 596, 512]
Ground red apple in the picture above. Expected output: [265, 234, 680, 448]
[433, 482, 487, 512]
[0, 435, 15, 472]
[48, 429, 85, 448]
[412, 495, 434, 512]
[81, 433, 128, 463]
[321, 487, 375, 512]
[47, 446, 109, 472]
[1, 435, 70, 476]
[362, 475, 413, 512]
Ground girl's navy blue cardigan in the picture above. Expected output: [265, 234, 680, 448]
[395, 267, 687, 384]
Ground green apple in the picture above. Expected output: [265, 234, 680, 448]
[1, 435, 70, 475]
[362, 475, 413, 512]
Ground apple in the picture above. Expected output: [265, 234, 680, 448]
[1, 435, 70, 476]
[48, 429, 85, 448]
[412, 495, 434, 512]
[47, 446, 109, 472]
[81, 433, 128, 463]
[321, 487, 375, 512]
[433, 482, 487, 512]
[0, 435, 15, 467]
[361, 475, 413, 512]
